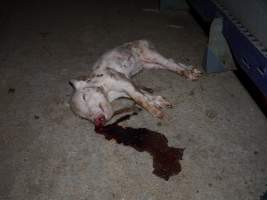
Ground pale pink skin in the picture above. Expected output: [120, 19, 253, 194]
[70, 40, 201, 126]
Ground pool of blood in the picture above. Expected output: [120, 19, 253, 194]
[95, 114, 184, 180]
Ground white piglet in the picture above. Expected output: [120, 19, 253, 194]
[70, 40, 201, 127]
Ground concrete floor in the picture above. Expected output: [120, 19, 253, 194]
[0, 1, 267, 200]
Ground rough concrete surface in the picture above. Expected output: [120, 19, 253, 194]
[0, 1, 267, 200]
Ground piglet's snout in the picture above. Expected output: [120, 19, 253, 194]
[94, 115, 106, 127]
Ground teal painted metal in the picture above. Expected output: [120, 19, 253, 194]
[203, 17, 235, 73]
[188, 0, 267, 96]
[203, 48, 225, 73]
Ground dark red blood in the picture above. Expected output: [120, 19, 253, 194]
[95, 114, 184, 180]
[94, 115, 106, 127]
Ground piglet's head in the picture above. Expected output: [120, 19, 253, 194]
[69, 79, 113, 127]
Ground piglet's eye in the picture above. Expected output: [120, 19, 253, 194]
[82, 94, 86, 101]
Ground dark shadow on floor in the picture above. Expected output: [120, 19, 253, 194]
[234, 69, 267, 117]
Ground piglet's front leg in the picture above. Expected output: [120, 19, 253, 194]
[113, 104, 142, 117]
[131, 93, 164, 118]
[125, 86, 173, 119]
[105, 68, 172, 119]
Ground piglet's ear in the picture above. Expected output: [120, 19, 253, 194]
[69, 79, 86, 90]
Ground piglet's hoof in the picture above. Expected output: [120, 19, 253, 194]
[179, 68, 202, 80]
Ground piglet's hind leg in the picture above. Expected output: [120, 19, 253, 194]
[141, 48, 202, 80]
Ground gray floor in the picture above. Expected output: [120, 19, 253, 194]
[0, 2, 267, 200]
